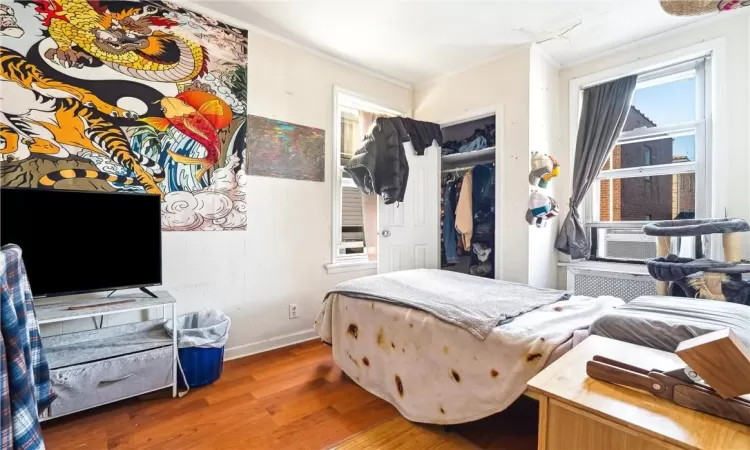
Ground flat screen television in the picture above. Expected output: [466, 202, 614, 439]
[0, 188, 162, 298]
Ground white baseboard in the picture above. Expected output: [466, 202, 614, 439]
[223, 329, 318, 361]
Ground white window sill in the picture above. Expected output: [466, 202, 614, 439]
[324, 260, 377, 275]
[558, 260, 650, 276]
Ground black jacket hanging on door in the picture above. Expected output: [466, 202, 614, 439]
[345, 117, 410, 204]
[393, 117, 443, 155]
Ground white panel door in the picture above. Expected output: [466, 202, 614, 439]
[378, 141, 439, 273]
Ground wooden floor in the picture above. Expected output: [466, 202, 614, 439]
[42, 340, 538, 450]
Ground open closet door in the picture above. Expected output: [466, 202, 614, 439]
[378, 141, 439, 273]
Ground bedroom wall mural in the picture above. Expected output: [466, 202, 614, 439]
[0, 0, 249, 231]
[246, 115, 325, 182]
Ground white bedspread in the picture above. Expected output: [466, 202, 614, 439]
[315, 293, 623, 424]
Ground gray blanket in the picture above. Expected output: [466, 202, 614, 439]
[326, 269, 571, 339]
[590, 295, 750, 352]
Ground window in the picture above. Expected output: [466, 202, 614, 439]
[331, 89, 401, 267]
[586, 58, 709, 262]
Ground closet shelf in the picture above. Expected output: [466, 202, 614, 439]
[441, 146, 495, 171]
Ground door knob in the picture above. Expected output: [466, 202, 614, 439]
[380, 230, 391, 238]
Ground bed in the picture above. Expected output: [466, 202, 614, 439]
[314, 269, 623, 424]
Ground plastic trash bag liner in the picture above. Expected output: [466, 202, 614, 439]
[165, 309, 231, 348]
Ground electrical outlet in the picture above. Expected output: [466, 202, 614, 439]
[289, 304, 298, 319]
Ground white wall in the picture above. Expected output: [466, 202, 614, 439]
[413, 46, 533, 284]
[40, 28, 412, 358]
[556, 11, 750, 288]
[527, 46, 561, 289]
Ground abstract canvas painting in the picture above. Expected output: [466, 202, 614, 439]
[0, 0, 248, 231]
[246, 115, 325, 182]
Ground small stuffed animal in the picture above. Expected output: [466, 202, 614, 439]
[529, 152, 560, 188]
[527, 191, 560, 227]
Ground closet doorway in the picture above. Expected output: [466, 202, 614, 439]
[439, 109, 502, 279]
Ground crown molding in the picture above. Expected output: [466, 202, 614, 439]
[173, 0, 413, 89]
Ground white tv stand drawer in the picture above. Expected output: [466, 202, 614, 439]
[46, 346, 172, 419]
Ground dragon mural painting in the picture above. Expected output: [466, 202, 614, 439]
[0, 0, 248, 231]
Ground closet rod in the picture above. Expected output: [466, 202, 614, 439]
[442, 167, 473, 173]
[442, 163, 493, 173]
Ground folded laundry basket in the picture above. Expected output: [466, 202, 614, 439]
[165, 309, 231, 389]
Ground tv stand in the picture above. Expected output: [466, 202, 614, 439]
[35, 290, 177, 420]
[139, 286, 159, 298]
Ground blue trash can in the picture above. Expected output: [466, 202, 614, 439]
[166, 309, 231, 390]
[178, 346, 225, 389]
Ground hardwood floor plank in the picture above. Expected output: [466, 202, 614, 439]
[216, 359, 341, 403]
[333, 397, 400, 435]
[329, 384, 390, 416]
[249, 345, 334, 380]
[106, 396, 272, 449]
[41, 428, 108, 450]
[267, 407, 353, 450]
[264, 377, 366, 426]
[331, 416, 478, 450]
[288, 339, 328, 355]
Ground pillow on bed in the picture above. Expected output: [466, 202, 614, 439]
[589, 295, 750, 352]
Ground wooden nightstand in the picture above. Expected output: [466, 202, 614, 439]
[527, 335, 750, 450]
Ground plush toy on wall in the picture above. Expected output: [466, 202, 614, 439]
[527, 191, 559, 228]
[527, 152, 560, 227]
[529, 152, 560, 188]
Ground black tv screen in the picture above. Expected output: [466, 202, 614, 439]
[0, 188, 162, 297]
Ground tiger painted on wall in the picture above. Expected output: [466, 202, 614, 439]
[1, 122, 63, 160]
[1, 48, 164, 195]
[1, 46, 137, 119]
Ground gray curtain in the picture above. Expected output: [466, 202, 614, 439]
[555, 75, 638, 259]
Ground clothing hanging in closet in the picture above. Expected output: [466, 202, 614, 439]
[455, 171, 473, 251]
[469, 164, 495, 278]
[440, 163, 496, 278]
[442, 177, 459, 265]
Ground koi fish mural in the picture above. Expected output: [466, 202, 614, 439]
[0, 0, 248, 231]
[142, 91, 230, 182]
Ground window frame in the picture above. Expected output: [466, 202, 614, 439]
[330, 87, 404, 268]
[585, 60, 707, 262]
[566, 39, 727, 263]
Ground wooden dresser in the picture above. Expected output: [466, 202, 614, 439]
[527, 335, 750, 450]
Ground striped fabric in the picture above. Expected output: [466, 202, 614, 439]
[1, 245, 56, 450]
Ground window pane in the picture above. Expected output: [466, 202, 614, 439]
[625, 74, 695, 131]
[340, 185, 377, 260]
[340, 109, 360, 166]
[604, 135, 695, 172]
[598, 173, 695, 222]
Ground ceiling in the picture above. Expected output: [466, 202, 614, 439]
[199, 0, 708, 85]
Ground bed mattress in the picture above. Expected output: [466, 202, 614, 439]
[314, 293, 622, 424]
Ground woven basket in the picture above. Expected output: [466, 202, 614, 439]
[660, 0, 719, 16]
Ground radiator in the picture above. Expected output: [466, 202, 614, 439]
[567, 267, 656, 302]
